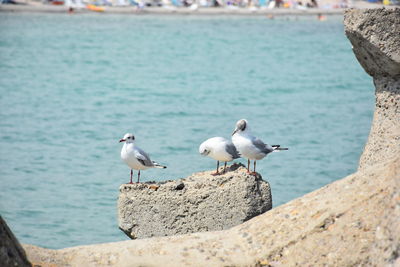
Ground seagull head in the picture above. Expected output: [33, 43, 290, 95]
[199, 142, 211, 156]
[119, 133, 135, 143]
[232, 119, 248, 136]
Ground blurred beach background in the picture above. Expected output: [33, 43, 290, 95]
[0, 0, 396, 13]
[0, 11, 377, 249]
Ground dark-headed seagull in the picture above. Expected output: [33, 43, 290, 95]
[232, 119, 288, 174]
[119, 133, 166, 184]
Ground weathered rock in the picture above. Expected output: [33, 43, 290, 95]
[118, 163, 272, 239]
[344, 8, 400, 170]
[22, 157, 400, 266]
[358, 77, 400, 170]
[368, 158, 400, 267]
[0, 216, 31, 267]
[344, 8, 400, 78]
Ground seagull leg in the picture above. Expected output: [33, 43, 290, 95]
[247, 159, 250, 173]
[137, 170, 141, 183]
[251, 161, 257, 175]
[223, 162, 227, 173]
[212, 161, 220, 176]
[129, 169, 133, 184]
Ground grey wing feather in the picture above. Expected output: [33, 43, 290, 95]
[225, 142, 241, 159]
[134, 148, 154, 167]
[252, 137, 274, 154]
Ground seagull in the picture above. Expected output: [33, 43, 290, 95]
[119, 133, 166, 184]
[199, 137, 240, 175]
[232, 119, 288, 174]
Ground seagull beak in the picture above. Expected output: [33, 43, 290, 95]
[119, 139, 125, 143]
[232, 129, 238, 136]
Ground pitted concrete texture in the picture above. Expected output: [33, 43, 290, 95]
[23, 157, 400, 266]
[344, 8, 400, 170]
[118, 163, 272, 239]
[358, 77, 400, 170]
[344, 8, 400, 78]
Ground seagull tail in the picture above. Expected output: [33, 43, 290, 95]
[153, 162, 167, 169]
[272, 145, 288, 152]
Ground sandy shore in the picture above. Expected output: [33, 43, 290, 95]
[0, 0, 384, 15]
[0, 5, 342, 15]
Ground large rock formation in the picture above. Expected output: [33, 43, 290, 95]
[344, 8, 400, 267]
[344, 8, 400, 170]
[23, 157, 400, 266]
[0, 216, 31, 267]
[20, 8, 400, 267]
[118, 163, 272, 239]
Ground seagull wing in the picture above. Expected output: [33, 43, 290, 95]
[252, 137, 274, 154]
[134, 147, 154, 167]
[225, 142, 241, 159]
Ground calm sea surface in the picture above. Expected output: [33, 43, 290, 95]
[0, 13, 373, 249]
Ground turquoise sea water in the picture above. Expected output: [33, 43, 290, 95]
[0, 13, 373, 249]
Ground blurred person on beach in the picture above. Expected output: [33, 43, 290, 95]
[339, 0, 348, 8]
[307, 0, 318, 7]
[317, 13, 327, 20]
[212, 0, 223, 6]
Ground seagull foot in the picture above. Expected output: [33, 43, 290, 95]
[211, 172, 221, 176]
[148, 184, 159, 191]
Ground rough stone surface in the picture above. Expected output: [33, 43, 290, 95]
[358, 77, 400, 170]
[344, 8, 400, 170]
[22, 157, 400, 266]
[0, 216, 31, 267]
[344, 8, 400, 78]
[20, 8, 400, 267]
[368, 158, 400, 267]
[118, 163, 272, 239]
